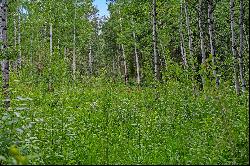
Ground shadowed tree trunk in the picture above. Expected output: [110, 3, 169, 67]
[118, 8, 128, 84]
[88, 45, 93, 75]
[17, 9, 21, 69]
[72, 1, 76, 80]
[132, 18, 140, 85]
[152, 0, 161, 81]
[230, 0, 240, 95]
[48, 23, 53, 91]
[179, 0, 187, 68]
[0, 0, 10, 110]
[199, 0, 206, 88]
[238, 0, 246, 92]
[208, 0, 220, 88]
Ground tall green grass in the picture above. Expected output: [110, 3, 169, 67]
[0, 73, 249, 165]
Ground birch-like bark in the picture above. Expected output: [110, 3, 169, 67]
[72, 2, 76, 80]
[0, 0, 10, 110]
[208, 0, 219, 88]
[17, 10, 21, 68]
[133, 31, 140, 85]
[14, 14, 17, 48]
[152, 0, 160, 80]
[184, 1, 194, 66]
[48, 23, 53, 91]
[230, 0, 240, 95]
[239, 0, 246, 92]
[198, 0, 206, 87]
[13, 13, 17, 70]
[88, 45, 93, 75]
[179, 0, 187, 68]
[118, 8, 128, 84]
[121, 44, 128, 84]
[132, 19, 140, 85]
[50, 23, 52, 62]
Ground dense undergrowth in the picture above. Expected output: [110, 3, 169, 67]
[0, 71, 249, 165]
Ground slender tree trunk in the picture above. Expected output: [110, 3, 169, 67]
[208, 0, 219, 88]
[88, 45, 93, 75]
[121, 44, 128, 84]
[48, 23, 53, 91]
[230, 0, 240, 95]
[238, 0, 246, 92]
[199, 0, 206, 88]
[179, 0, 188, 68]
[184, 1, 197, 93]
[50, 24, 53, 62]
[72, 2, 76, 80]
[133, 31, 140, 85]
[132, 18, 140, 85]
[14, 15, 17, 48]
[0, 0, 10, 110]
[13, 14, 17, 70]
[17, 10, 21, 69]
[118, 8, 128, 84]
[152, 0, 161, 80]
[184, 1, 194, 65]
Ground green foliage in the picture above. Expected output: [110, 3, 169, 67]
[0, 0, 249, 165]
[0, 71, 248, 165]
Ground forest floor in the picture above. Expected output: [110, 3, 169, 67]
[0, 75, 249, 165]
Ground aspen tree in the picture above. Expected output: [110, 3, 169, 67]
[179, 0, 187, 68]
[238, 0, 246, 92]
[208, 0, 219, 88]
[230, 0, 240, 95]
[198, 0, 206, 88]
[0, 0, 10, 109]
[152, 0, 160, 80]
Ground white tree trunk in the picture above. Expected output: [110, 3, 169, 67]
[14, 14, 17, 48]
[17, 10, 21, 68]
[152, 0, 160, 80]
[48, 23, 53, 91]
[179, 0, 187, 68]
[133, 31, 140, 85]
[50, 23, 53, 61]
[88, 45, 93, 75]
[132, 18, 140, 85]
[121, 44, 128, 84]
[199, 0, 206, 87]
[0, 0, 10, 110]
[208, 0, 220, 88]
[118, 8, 128, 84]
[230, 0, 240, 95]
[184, 1, 194, 64]
[239, 0, 246, 92]
[72, 3, 76, 80]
